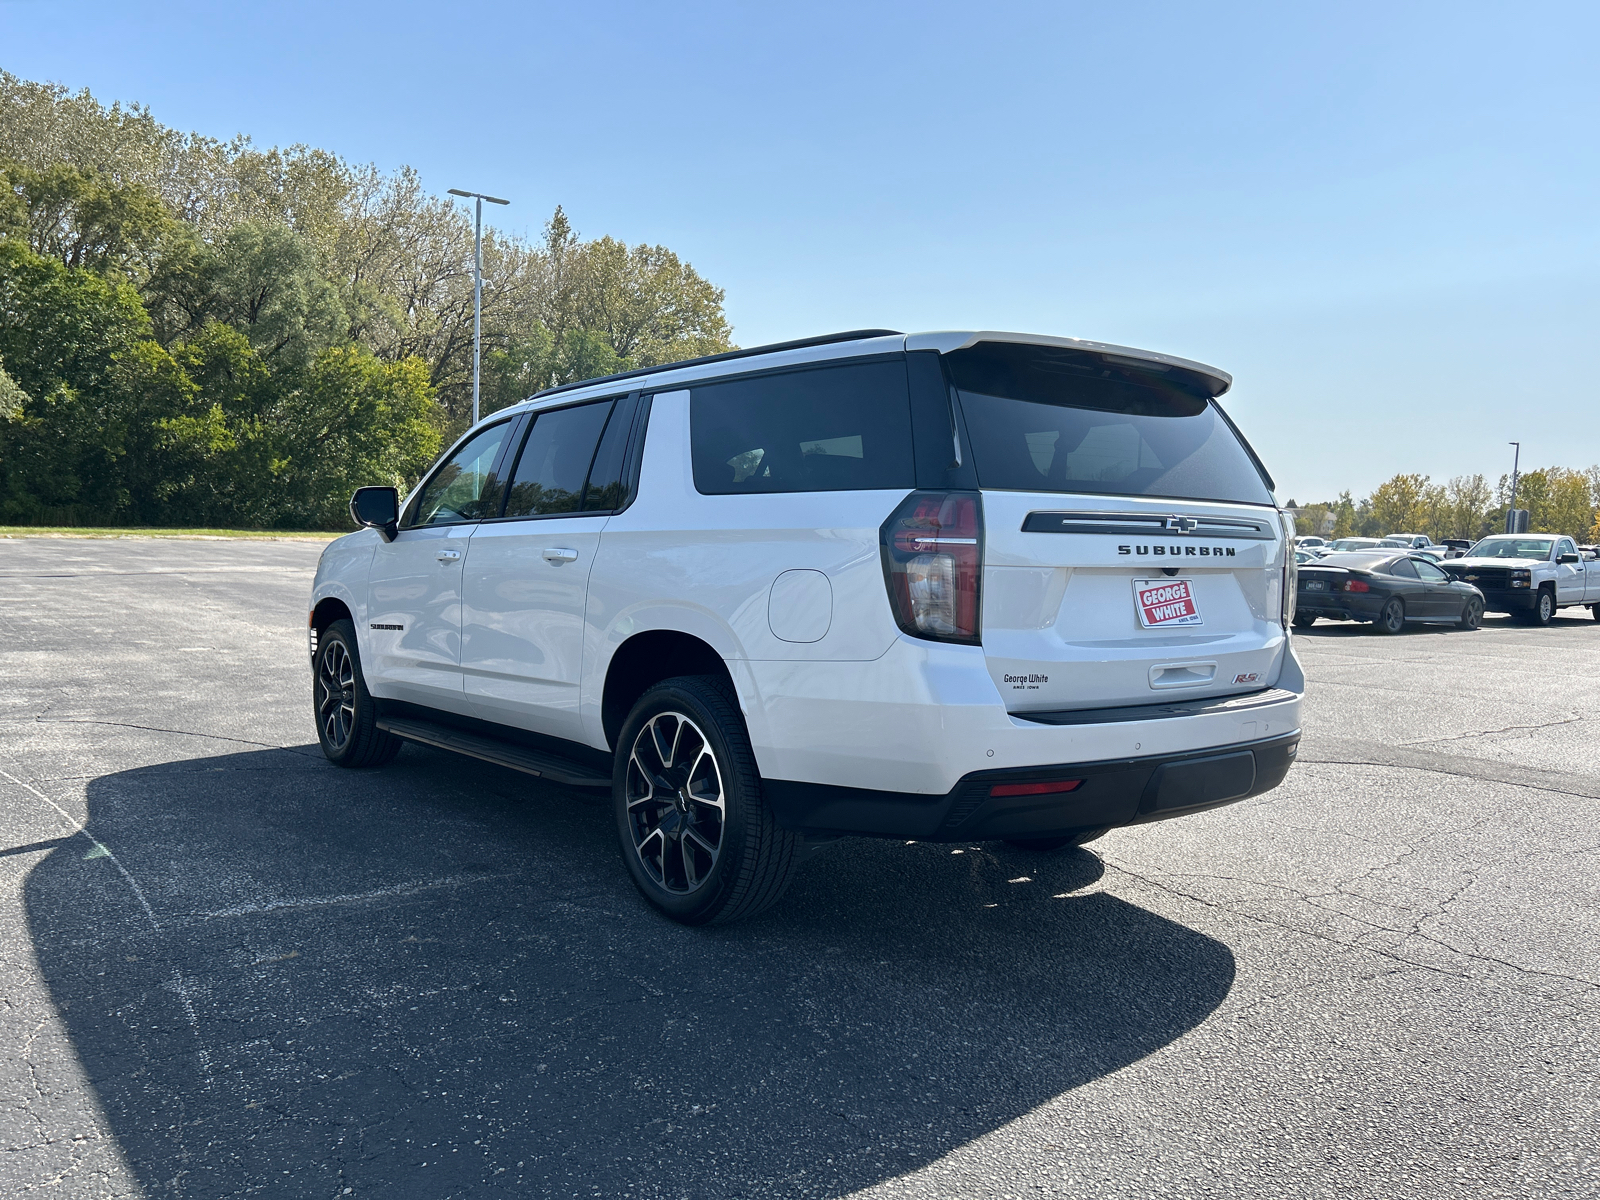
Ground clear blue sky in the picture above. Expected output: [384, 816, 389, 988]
[3, 0, 1596, 502]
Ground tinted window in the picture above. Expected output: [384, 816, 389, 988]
[406, 421, 512, 527]
[691, 360, 915, 494]
[503, 401, 613, 518]
[947, 342, 1272, 505]
[1388, 558, 1418, 578]
[582, 400, 633, 512]
[1415, 559, 1448, 581]
[1558, 539, 1576, 558]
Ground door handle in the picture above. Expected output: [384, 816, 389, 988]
[436, 548, 462, 562]
[542, 547, 579, 563]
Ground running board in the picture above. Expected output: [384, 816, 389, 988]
[376, 717, 612, 789]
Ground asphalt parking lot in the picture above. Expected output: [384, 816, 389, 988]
[2, 537, 1597, 1200]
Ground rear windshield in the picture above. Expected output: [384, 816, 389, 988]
[947, 342, 1272, 505]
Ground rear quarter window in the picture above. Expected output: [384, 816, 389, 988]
[947, 342, 1273, 506]
[690, 359, 915, 494]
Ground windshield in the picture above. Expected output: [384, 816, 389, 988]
[1468, 537, 1554, 559]
[1328, 539, 1379, 551]
[947, 342, 1273, 505]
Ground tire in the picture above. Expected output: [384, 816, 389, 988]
[1531, 588, 1556, 626]
[313, 619, 403, 767]
[1456, 595, 1484, 630]
[1005, 826, 1111, 852]
[1592, 604, 1600, 622]
[1375, 597, 1406, 635]
[614, 676, 800, 925]
[1292, 613, 1316, 629]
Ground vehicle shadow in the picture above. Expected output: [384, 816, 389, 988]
[25, 744, 1235, 1198]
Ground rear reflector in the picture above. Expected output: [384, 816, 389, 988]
[989, 779, 1084, 798]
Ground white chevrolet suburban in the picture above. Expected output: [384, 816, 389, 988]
[309, 330, 1303, 924]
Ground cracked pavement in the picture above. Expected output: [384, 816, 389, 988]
[1, 536, 1597, 1198]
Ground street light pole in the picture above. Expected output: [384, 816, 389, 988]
[1506, 441, 1521, 533]
[447, 188, 510, 427]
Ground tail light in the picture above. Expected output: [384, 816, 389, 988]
[880, 491, 983, 644]
[1342, 578, 1370, 593]
[1279, 511, 1297, 628]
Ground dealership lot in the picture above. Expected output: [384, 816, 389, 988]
[2, 538, 1596, 1199]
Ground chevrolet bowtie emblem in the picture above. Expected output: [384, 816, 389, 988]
[1167, 516, 1198, 532]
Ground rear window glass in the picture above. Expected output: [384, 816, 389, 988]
[947, 342, 1272, 505]
[691, 359, 915, 494]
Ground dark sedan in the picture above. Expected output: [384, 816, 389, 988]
[1294, 552, 1485, 634]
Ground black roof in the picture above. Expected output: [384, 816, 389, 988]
[527, 329, 904, 402]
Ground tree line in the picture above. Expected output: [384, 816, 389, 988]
[1289, 467, 1600, 544]
[0, 71, 733, 529]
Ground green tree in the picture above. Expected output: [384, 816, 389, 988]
[1367, 473, 1431, 536]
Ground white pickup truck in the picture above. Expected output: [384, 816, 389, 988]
[1441, 535, 1600, 625]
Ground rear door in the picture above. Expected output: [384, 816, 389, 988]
[460, 396, 636, 743]
[944, 340, 1287, 712]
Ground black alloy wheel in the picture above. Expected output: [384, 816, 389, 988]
[614, 676, 800, 925]
[1005, 826, 1111, 852]
[1456, 596, 1484, 630]
[313, 619, 402, 767]
[1375, 597, 1406, 635]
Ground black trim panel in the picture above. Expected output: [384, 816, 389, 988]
[1012, 687, 1296, 727]
[1021, 511, 1273, 538]
[761, 732, 1300, 841]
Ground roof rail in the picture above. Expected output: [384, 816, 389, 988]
[526, 329, 904, 402]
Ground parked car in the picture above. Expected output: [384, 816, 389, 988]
[311, 329, 1303, 924]
[1442, 535, 1600, 624]
[1294, 548, 1320, 565]
[1294, 551, 1485, 633]
[1294, 536, 1328, 552]
[1323, 537, 1384, 553]
[1441, 539, 1472, 558]
[1382, 533, 1431, 550]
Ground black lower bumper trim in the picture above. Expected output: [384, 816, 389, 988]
[762, 732, 1300, 842]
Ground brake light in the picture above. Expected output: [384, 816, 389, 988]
[1342, 579, 1370, 593]
[880, 491, 983, 644]
[990, 780, 1083, 798]
[1279, 510, 1297, 628]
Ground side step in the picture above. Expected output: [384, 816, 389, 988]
[376, 717, 612, 789]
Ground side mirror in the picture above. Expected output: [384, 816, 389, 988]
[350, 486, 400, 541]
[1557, 552, 1580, 564]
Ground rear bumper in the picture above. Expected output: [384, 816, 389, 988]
[735, 637, 1303, 797]
[764, 732, 1299, 841]
[1295, 591, 1384, 622]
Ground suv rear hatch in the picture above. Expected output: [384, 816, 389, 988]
[945, 339, 1288, 712]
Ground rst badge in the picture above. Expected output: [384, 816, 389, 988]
[1133, 578, 1203, 628]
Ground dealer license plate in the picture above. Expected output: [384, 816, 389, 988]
[1133, 578, 1203, 628]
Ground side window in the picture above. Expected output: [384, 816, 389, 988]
[1388, 558, 1418, 578]
[1557, 538, 1576, 559]
[580, 399, 634, 512]
[503, 400, 614, 518]
[690, 359, 915, 495]
[404, 421, 512, 528]
[1414, 558, 1448, 581]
